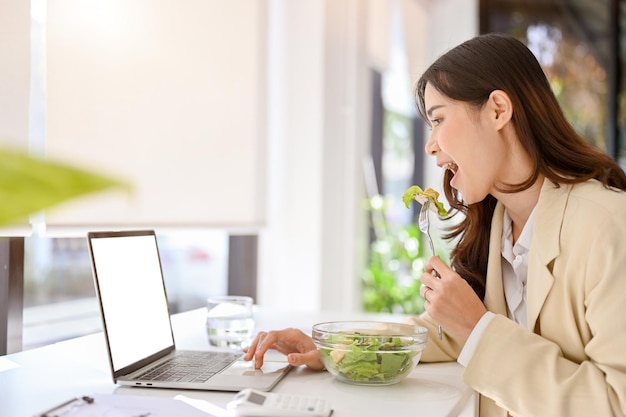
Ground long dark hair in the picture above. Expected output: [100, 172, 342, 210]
[415, 33, 626, 300]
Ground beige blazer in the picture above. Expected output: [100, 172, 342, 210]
[407, 179, 626, 417]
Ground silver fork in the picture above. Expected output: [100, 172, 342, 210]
[418, 200, 443, 340]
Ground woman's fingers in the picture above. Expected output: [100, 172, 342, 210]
[243, 328, 323, 370]
[243, 330, 272, 368]
[420, 257, 487, 341]
[287, 350, 326, 370]
[421, 270, 441, 294]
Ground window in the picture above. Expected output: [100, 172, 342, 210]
[363, 3, 429, 315]
[22, 231, 229, 350]
[481, 0, 625, 167]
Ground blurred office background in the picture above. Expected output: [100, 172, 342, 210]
[1, 0, 624, 352]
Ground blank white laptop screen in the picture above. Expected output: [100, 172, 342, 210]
[89, 234, 174, 372]
[89, 230, 292, 392]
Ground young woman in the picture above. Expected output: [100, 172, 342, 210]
[244, 33, 626, 417]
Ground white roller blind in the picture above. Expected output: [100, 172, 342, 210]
[44, 0, 267, 231]
[0, 0, 30, 146]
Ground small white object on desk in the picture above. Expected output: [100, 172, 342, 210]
[225, 388, 332, 417]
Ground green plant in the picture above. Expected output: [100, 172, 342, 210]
[362, 195, 448, 315]
[362, 195, 424, 314]
[0, 146, 127, 227]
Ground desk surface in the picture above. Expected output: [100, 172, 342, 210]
[0, 308, 477, 417]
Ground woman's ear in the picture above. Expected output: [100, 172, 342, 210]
[488, 90, 513, 130]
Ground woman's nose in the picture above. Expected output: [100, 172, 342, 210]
[424, 135, 439, 156]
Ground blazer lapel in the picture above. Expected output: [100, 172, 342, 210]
[483, 181, 570, 331]
[526, 180, 569, 331]
[484, 202, 508, 315]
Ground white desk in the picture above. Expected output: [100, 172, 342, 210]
[0, 308, 477, 417]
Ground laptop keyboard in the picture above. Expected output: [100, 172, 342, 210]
[137, 351, 242, 383]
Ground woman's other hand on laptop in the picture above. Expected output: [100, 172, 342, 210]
[243, 329, 324, 371]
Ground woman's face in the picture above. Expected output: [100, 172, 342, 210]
[423, 83, 513, 204]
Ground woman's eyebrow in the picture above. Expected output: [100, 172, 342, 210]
[427, 104, 445, 118]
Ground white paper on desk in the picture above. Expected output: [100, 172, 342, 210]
[0, 357, 20, 372]
[174, 395, 232, 417]
[46, 393, 218, 417]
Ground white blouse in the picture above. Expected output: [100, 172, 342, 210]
[457, 206, 536, 366]
[501, 207, 536, 328]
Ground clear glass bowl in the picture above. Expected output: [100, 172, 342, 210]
[312, 321, 428, 386]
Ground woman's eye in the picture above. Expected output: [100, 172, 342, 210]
[430, 118, 442, 127]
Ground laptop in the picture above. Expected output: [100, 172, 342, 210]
[87, 229, 291, 392]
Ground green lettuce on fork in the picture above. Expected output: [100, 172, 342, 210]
[402, 185, 448, 217]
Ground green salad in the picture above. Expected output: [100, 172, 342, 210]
[402, 185, 449, 217]
[318, 333, 418, 384]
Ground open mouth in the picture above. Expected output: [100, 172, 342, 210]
[444, 162, 459, 189]
[444, 162, 458, 175]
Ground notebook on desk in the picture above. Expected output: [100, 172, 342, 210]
[87, 229, 291, 392]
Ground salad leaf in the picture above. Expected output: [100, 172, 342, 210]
[320, 333, 418, 383]
[402, 185, 448, 217]
[380, 352, 410, 375]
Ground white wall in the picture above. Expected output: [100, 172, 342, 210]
[257, 0, 370, 313]
[257, 0, 326, 311]
[319, 0, 371, 313]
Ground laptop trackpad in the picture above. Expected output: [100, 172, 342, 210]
[207, 360, 291, 390]
[220, 360, 290, 376]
